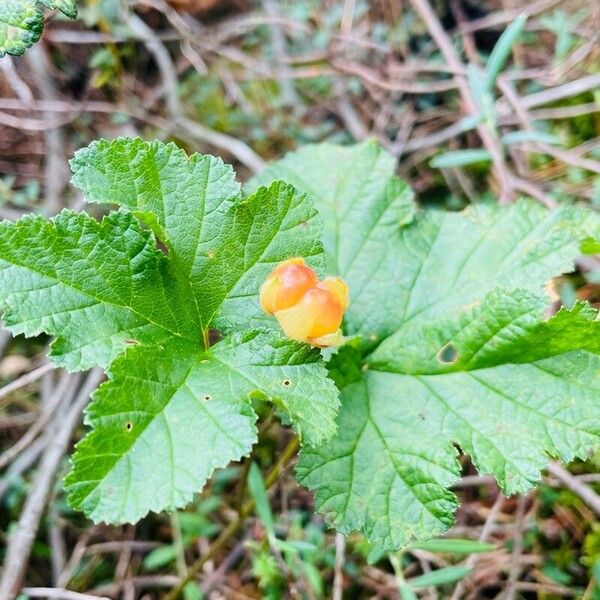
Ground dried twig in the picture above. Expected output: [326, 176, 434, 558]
[85, 541, 159, 555]
[201, 543, 245, 594]
[336, 93, 370, 141]
[449, 492, 505, 600]
[504, 495, 529, 600]
[126, 12, 266, 173]
[0, 369, 103, 599]
[331, 59, 458, 94]
[500, 102, 600, 124]
[503, 73, 600, 112]
[48, 503, 67, 586]
[407, 0, 514, 203]
[0, 362, 55, 404]
[0, 372, 74, 469]
[547, 462, 600, 517]
[514, 581, 578, 596]
[333, 532, 346, 600]
[91, 576, 180, 597]
[20, 588, 110, 600]
[0, 436, 46, 500]
[26, 45, 70, 213]
[57, 534, 92, 588]
[452, 0, 562, 37]
[0, 57, 34, 101]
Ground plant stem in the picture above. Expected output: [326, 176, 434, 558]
[170, 513, 187, 577]
[389, 552, 405, 587]
[164, 435, 300, 599]
[390, 552, 418, 600]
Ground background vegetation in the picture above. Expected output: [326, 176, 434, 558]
[0, 0, 599, 597]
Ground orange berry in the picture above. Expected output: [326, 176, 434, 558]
[260, 258, 349, 347]
[274, 287, 344, 343]
[259, 258, 318, 314]
[271, 302, 313, 342]
[316, 277, 349, 312]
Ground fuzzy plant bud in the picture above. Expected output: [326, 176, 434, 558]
[259, 258, 349, 347]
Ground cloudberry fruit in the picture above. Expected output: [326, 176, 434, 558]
[259, 258, 318, 315]
[259, 258, 349, 347]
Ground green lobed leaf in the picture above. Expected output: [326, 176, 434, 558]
[71, 138, 325, 333]
[65, 330, 338, 523]
[0, 138, 340, 523]
[0, 0, 43, 57]
[0, 210, 196, 371]
[300, 293, 600, 551]
[0, 0, 77, 57]
[256, 140, 600, 551]
[253, 141, 594, 347]
[298, 351, 460, 550]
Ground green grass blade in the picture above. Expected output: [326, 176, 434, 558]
[248, 462, 275, 536]
[407, 565, 472, 589]
[485, 14, 527, 89]
[409, 538, 495, 554]
[501, 130, 563, 146]
[430, 149, 492, 168]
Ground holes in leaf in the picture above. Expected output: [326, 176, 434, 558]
[125, 421, 133, 432]
[283, 379, 291, 387]
[204, 395, 212, 402]
[438, 342, 459, 364]
[208, 329, 222, 346]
